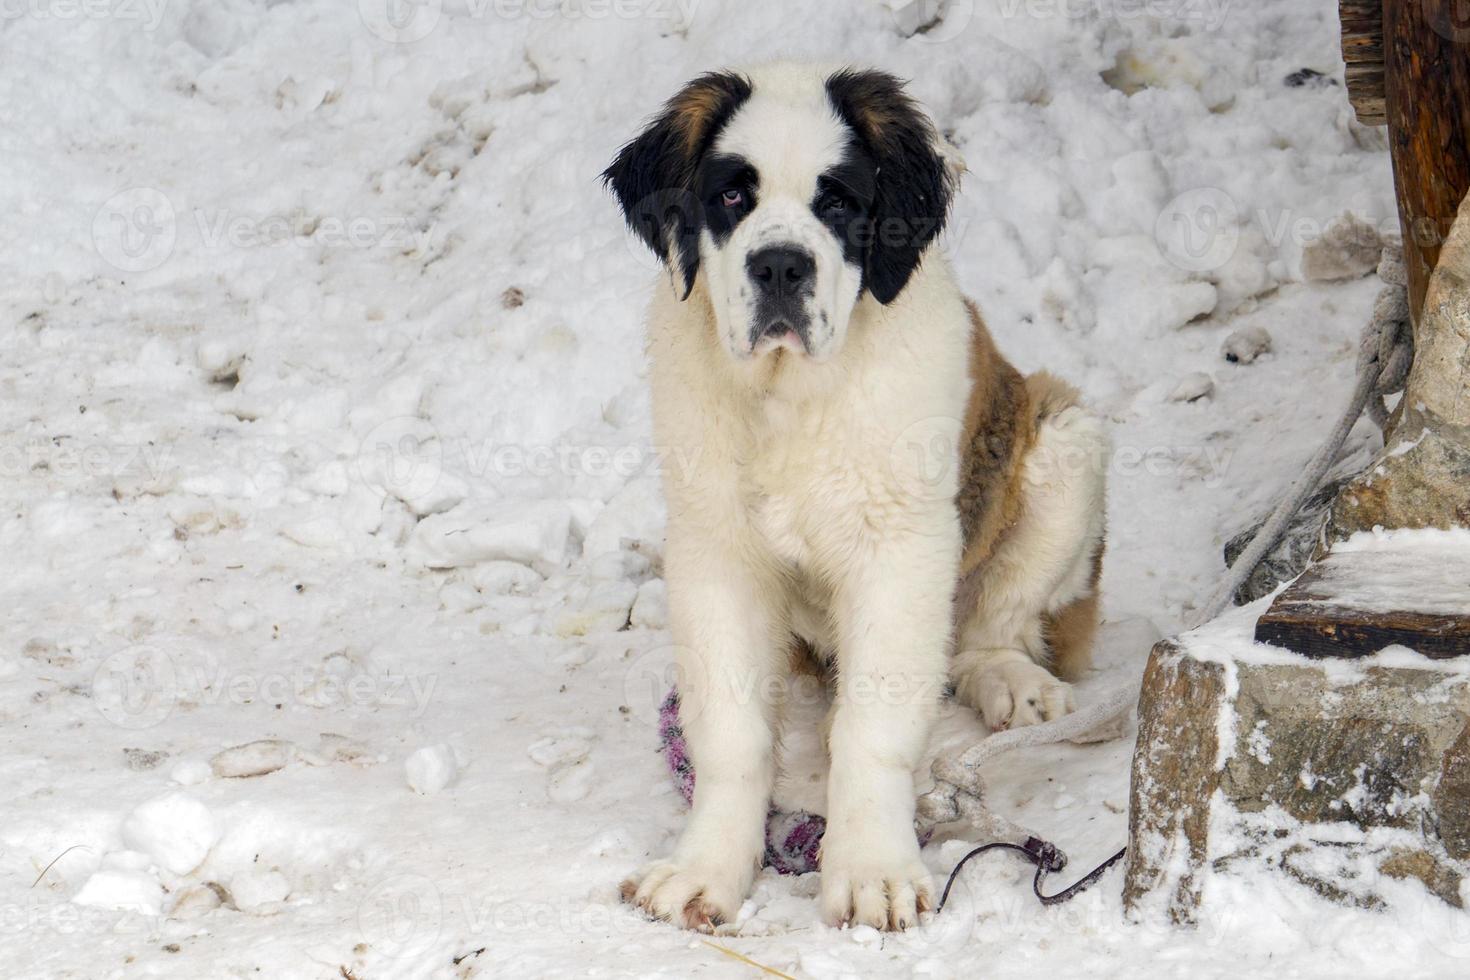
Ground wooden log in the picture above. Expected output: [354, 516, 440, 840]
[1257, 604, 1470, 659]
[1254, 547, 1470, 659]
[1340, 0, 1386, 124]
[1384, 0, 1470, 322]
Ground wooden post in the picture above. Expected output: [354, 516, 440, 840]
[1383, 0, 1470, 323]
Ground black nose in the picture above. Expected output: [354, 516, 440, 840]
[748, 247, 814, 297]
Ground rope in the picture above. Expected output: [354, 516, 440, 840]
[1189, 245, 1412, 628]
[915, 678, 1140, 838]
[923, 244, 1412, 908]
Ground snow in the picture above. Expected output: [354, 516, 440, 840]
[404, 742, 460, 795]
[229, 867, 292, 915]
[119, 792, 220, 877]
[407, 499, 574, 573]
[1, 0, 1459, 977]
[210, 738, 297, 778]
[1326, 527, 1470, 617]
[71, 869, 166, 917]
[1168, 370, 1215, 403]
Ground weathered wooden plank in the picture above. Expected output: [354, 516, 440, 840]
[1340, 0, 1385, 124]
[1341, 35, 1383, 61]
[1256, 603, 1470, 659]
[1254, 548, 1470, 659]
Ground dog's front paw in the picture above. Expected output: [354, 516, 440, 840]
[962, 655, 1075, 731]
[819, 850, 934, 931]
[620, 860, 747, 932]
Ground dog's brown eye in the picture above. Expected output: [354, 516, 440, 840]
[819, 193, 847, 215]
[721, 188, 744, 208]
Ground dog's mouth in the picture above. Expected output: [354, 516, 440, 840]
[749, 317, 810, 356]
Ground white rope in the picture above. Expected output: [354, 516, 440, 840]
[1190, 248, 1411, 628]
[916, 678, 1141, 840]
[918, 245, 1414, 850]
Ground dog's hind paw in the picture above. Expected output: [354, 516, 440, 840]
[956, 651, 1075, 731]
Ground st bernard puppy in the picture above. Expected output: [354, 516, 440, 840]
[604, 64, 1108, 932]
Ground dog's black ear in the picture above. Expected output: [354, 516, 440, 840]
[826, 68, 954, 305]
[602, 71, 753, 299]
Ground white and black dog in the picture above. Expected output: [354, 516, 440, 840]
[605, 63, 1108, 932]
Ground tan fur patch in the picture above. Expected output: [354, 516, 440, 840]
[669, 79, 736, 156]
[952, 301, 1103, 677]
[786, 635, 827, 677]
[953, 301, 1036, 577]
[1041, 540, 1104, 680]
[843, 99, 896, 147]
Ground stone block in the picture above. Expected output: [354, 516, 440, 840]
[1124, 624, 1470, 922]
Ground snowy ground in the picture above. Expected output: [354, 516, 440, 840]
[3, 0, 1461, 976]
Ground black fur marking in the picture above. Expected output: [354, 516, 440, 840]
[812, 142, 878, 275]
[825, 68, 954, 305]
[601, 71, 753, 299]
[695, 153, 759, 246]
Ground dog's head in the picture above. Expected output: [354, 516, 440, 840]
[603, 64, 954, 362]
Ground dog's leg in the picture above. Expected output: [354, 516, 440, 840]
[952, 405, 1107, 730]
[818, 532, 953, 930]
[621, 544, 781, 932]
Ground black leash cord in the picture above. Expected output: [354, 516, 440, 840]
[937, 837, 1128, 912]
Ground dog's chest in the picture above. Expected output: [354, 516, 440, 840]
[747, 488, 814, 569]
[740, 405, 863, 573]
